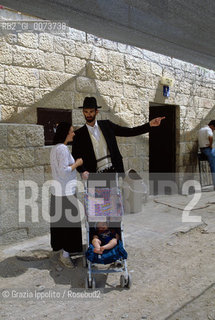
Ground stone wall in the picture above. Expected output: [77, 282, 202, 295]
[0, 123, 51, 244]
[1, 9, 215, 174]
[0, 8, 215, 242]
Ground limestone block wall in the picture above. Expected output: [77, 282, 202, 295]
[0, 9, 215, 244]
[0, 8, 215, 174]
[0, 123, 51, 244]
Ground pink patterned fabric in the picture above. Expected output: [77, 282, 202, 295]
[84, 187, 123, 218]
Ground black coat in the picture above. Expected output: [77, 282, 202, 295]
[72, 120, 150, 173]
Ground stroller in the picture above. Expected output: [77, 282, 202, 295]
[84, 174, 132, 289]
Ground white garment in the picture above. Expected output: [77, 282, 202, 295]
[50, 144, 77, 196]
[198, 125, 213, 148]
[86, 121, 100, 141]
[86, 121, 112, 171]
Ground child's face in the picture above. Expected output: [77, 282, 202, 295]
[97, 222, 108, 232]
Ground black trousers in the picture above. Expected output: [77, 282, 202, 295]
[50, 194, 82, 253]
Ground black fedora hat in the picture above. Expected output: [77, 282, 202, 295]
[79, 97, 102, 109]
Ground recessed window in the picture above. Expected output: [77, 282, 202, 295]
[37, 108, 72, 145]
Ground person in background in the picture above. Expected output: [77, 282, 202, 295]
[198, 120, 215, 189]
[50, 122, 83, 268]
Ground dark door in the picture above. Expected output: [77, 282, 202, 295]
[37, 108, 72, 145]
[149, 104, 176, 194]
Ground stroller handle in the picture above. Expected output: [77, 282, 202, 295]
[84, 173, 119, 190]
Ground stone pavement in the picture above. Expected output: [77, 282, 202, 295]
[0, 190, 215, 320]
[1, 190, 214, 259]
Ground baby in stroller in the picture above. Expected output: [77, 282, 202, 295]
[92, 221, 120, 254]
[84, 181, 132, 288]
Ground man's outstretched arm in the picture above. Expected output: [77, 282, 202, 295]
[110, 117, 165, 137]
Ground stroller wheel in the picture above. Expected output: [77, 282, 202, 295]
[85, 277, 96, 289]
[125, 274, 132, 289]
[92, 277, 96, 289]
[83, 257, 87, 268]
[85, 277, 91, 289]
[120, 274, 126, 288]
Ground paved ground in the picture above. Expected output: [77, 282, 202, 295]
[0, 190, 215, 320]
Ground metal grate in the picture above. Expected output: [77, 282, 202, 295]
[198, 153, 213, 187]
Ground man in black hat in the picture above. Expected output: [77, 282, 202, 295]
[72, 96, 165, 178]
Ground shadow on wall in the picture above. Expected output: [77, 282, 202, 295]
[1, 68, 86, 124]
[1, 64, 131, 125]
[2, 62, 215, 172]
[1, 63, 150, 172]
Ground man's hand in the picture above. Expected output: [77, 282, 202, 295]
[82, 171, 89, 180]
[149, 117, 165, 127]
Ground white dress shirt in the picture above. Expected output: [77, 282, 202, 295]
[86, 121, 100, 141]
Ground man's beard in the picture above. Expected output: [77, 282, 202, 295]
[85, 115, 96, 123]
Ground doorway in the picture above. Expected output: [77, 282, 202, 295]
[149, 103, 176, 194]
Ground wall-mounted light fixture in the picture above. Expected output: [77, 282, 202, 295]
[160, 77, 174, 97]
